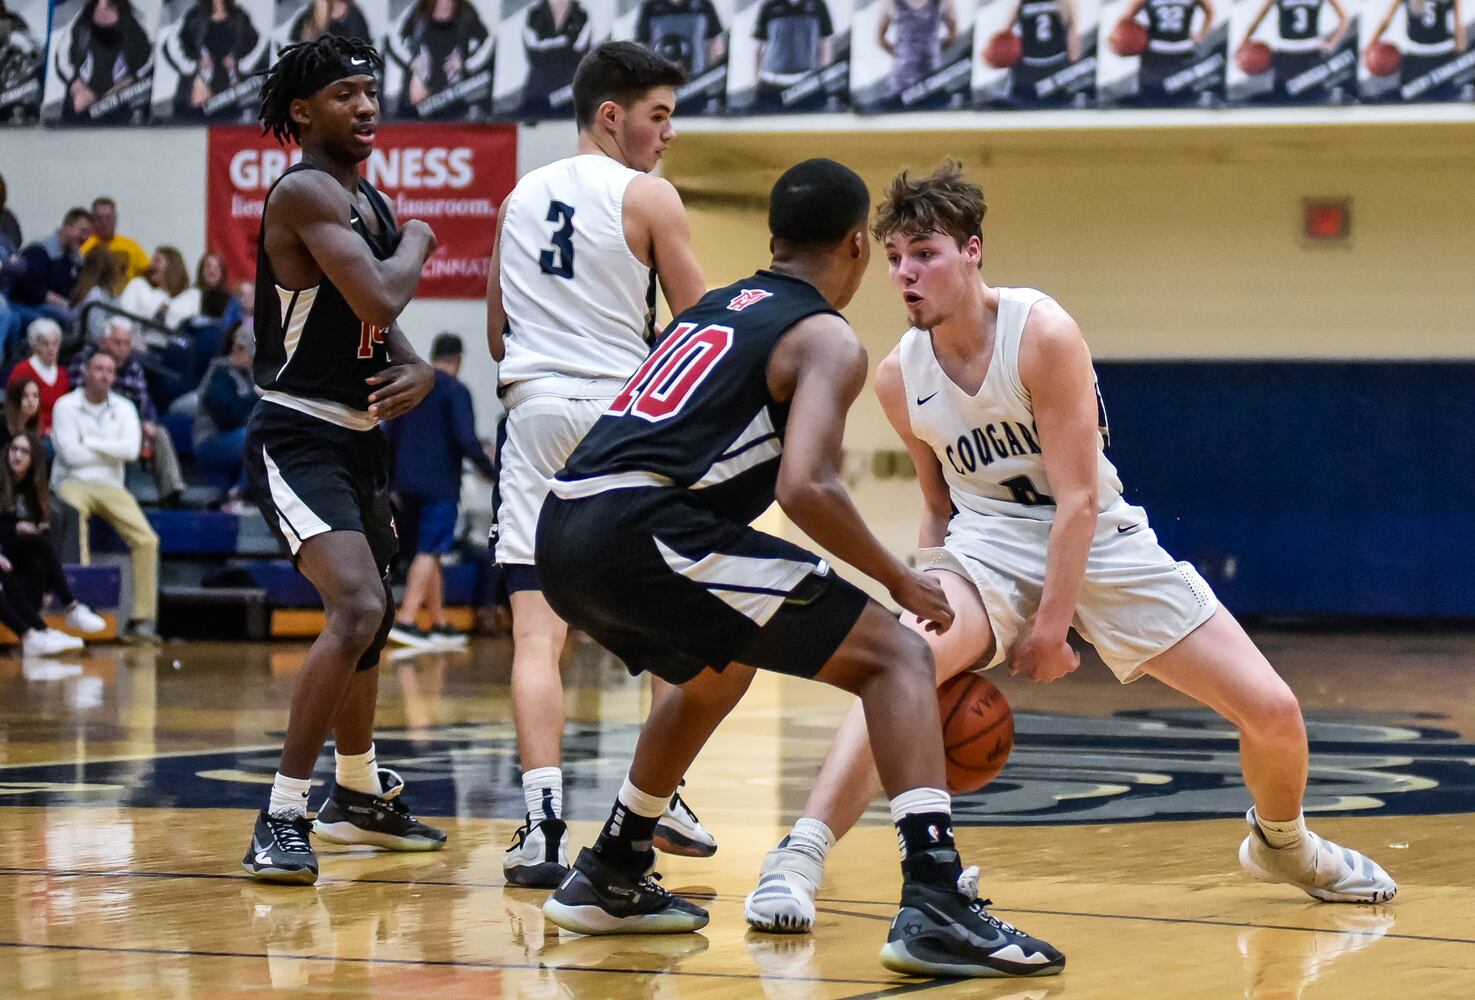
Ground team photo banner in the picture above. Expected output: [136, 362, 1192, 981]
[207, 122, 516, 300]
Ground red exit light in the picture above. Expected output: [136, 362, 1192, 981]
[1304, 200, 1350, 241]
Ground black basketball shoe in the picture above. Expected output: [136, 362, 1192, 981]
[543, 847, 709, 935]
[504, 815, 571, 888]
[879, 849, 1065, 978]
[242, 810, 318, 885]
[312, 768, 447, 851]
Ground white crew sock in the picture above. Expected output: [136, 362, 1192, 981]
[785, 817, 837, 864]
[888, 786, 952, 825]
[335, 745, 382, 796]
[522, 766, 564, 821]
[1255, 810, 1307, 850]
[618, 774, 673, 819]
[268, 773, 312, 818]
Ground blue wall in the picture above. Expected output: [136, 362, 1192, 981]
[1096, 362, 1475, 619]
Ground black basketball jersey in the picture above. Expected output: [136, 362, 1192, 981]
[1018, 0, 1068, 61]
[1405, 0, 1454, 45]
[1276, 0, 1321, 41]
[1145, 0, 1196, 43]
[557, 270, 839, 525]
[253, 162, 398, 412]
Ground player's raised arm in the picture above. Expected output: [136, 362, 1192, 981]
[770, 314, 953, 633]
[875, 349, 953, 549]
[627, 173, 706, 317]
[1013, 301, 1097, 682]
[272, 171, 436, 328]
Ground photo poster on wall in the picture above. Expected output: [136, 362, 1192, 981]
[274, 0, 385, 57]
[1226, 0, 1357, 104]
[726, 0, 852, 113]
[150, 0, 272, 123]
[612, 0, 736, 115]
[380, 0, 494, 119]
[0, 0, 50, 124]
[1096, 0, 1228, 105]
[43, 0, 163, 124]
[1358, 0, 1474, 102]
[971, 0, 1099, 107]
[851, 0, 979, 112]
[491, 0, 609, 120]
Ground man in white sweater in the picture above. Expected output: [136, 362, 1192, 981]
[50, 352, 160, 642]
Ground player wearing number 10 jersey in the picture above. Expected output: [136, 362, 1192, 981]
[485, 41, 714, 888]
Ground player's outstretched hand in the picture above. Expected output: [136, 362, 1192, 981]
[402, 219, 439, 259]
[891, 570, 954, 635]
[1009, 619, 1079, 683]
[366, 362, 434, 421]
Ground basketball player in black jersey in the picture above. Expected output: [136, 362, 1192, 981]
[1119, 0, 1216, 103]
[240, 35, 447, 884]
[1368, 0, 1469, 100]
[1238, 0, 1350, 102]
[532, 160, 1065, 978]
[1005, 0, 1082, 105]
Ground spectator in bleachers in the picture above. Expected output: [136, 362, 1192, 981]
[0, 553, 85, 657]
[192, 324, 258, 505]
[0, 175, 21, 359]
[0, 431, 106, 634]
[70, 317, 186, 505]
[5, 208, 92, 357]
[5, 319, 67, 436]
[78, 197, 150, 283]
[119, 246, 193, 330]
[50, 351, 159, 643]
[70, 245, 129, 345]
[174, 252, 242, 367]
[384, 333, 496, 649]
[3, 377, 39, 448]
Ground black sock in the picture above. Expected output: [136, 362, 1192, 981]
[592, 799, 659, 870]
[896, 812, 961, 888]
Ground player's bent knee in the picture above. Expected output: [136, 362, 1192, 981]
[326, 586, 390, 647]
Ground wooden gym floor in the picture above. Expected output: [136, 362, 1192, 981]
[2, 628, 1473, 998]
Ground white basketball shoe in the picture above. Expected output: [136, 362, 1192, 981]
[1238, 808, 1397, 904]
[743, 838, 826, 933]
[653, 782, 718, 858]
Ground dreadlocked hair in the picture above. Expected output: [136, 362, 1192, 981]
[259, 35, 383, 145]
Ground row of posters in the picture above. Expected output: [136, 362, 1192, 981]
[3, 0, 1472, 126]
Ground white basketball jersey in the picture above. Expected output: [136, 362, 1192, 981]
[498, 154, 657, 386]
[899, 287, 1124, 522]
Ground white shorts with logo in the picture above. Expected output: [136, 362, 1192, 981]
[917, 501, 1218, 682]
[492, 377, 622, 569]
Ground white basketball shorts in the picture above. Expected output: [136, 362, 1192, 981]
[917, 501, 1218, 682]
[492, 378, 621, 569]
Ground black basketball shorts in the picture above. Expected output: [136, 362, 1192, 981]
[536, 487, 871, 685]
[244, 401, 398, 669]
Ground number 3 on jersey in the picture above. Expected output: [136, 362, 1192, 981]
[539, 201, 576, 279]
[609, 323, 734, 422]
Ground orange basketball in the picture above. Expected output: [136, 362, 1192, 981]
[938, 673, 1014, 794]
[1110, 18, 1150, 58]
[1236, 40, 1273, 77]
[983, 30, 1023, 69]
[1365, 41, 1401, 78]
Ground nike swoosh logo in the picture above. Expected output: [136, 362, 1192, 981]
[916, 392, 938, 406]
[1117, 524, 1141, 534]
[350, 57, 368, 67]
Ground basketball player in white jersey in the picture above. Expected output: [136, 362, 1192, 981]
[743, 160, 1396, 933]
[485, 40, 716, 887]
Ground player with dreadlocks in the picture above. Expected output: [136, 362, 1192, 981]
[241, 33, 446, 884]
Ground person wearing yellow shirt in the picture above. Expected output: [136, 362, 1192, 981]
[78, 197, 150, 282]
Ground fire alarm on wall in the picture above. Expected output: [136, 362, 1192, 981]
[1304, 199, 1351, 242]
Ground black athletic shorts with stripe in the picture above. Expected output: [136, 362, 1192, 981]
[536, 486, 870, 685]
[244, 401, 398, 670]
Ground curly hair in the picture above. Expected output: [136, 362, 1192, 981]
[259, 34, 383, 145]
[872, 159, 987, 252]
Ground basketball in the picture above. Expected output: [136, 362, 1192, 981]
[1110, 18, 1150, 58]
[938, 673, 1014, 794]
[1236, 40, 1273, 77]
[983, 30, 1023, 69]
[1365, 41, 1401, 78]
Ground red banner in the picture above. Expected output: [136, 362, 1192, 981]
[206, 123, 517, 300]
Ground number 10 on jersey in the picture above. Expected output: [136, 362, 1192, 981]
[359, 321, 388, 359]
[609, 322, 734, 422]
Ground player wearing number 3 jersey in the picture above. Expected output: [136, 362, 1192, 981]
[742, 161, 1394, 935]
[484, 41, 715, 888]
